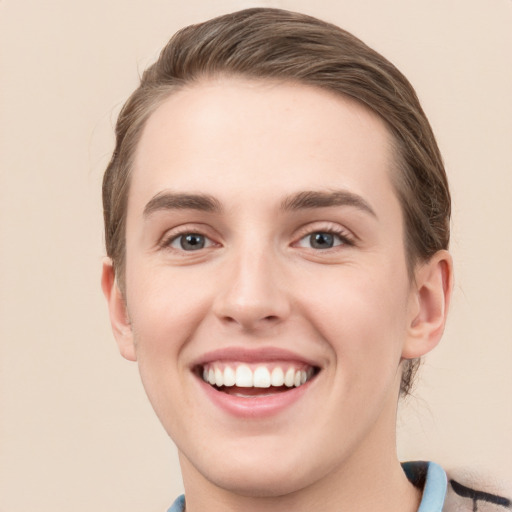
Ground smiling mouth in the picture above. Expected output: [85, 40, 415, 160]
[197, 362, 319, 397]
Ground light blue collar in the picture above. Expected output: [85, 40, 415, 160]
[167, 493, 185, 512]
[403, 460, 448, 512]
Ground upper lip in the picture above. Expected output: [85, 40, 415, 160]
[191, 346, 321, 369]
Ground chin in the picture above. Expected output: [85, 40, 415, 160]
[207, 465, 316, 498]
[183, 443, 333, 499]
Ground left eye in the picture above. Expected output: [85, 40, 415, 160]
[297, 231, 345, 250]
[169, 233, 213, 251]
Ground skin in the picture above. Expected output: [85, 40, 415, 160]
[102, 78, 452, 512]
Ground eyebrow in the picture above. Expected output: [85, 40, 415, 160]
[143, 191, 222, 217]
[280, 190, 377, 217]
[143, 189, 376, 218]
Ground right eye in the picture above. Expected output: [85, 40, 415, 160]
[168, 233, 214, 251]
[299, 231, 342, 250]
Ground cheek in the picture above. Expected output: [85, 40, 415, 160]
[125, 267, 215, 430]
[300, 267, 410, 376]
[126, 264, 214, 361]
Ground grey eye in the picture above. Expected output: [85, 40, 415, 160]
[309, 232, 335, 249]
[172, 233, 207, 251]
[296, 231, 346, 250]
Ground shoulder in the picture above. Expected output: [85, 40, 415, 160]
[444, 468, 511, 512]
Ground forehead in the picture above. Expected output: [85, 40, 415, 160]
[129, 77, 397, 215]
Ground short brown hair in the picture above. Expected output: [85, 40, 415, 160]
[102, 8, 450, 395]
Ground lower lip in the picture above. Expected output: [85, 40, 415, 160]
[196, 376, 315, 419]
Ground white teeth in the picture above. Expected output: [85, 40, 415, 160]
[284, 367, 295, 387]
[253, 366, 271, 388]
[215, 367, 223, 387]
[271, 367, 284, 386]
[201, 362, 316, 389]
[235, 365, 253, 387]
[223, 366, 236, 387]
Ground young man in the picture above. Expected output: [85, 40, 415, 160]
[101, 8, 510, 512]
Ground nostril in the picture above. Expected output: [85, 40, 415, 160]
[220, 314, 279, 329]
[217, 309, 284, 329]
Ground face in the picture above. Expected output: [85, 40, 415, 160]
[104, 78, 446, 498]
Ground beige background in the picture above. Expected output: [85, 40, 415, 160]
[1, 0, 511, 510]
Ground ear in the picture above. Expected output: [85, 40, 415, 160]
[402, 250, 453, 359]
[101, 258, 137, 362]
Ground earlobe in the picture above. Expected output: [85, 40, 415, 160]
[101, 258, 137, 362]
[402, 250, 454, 360]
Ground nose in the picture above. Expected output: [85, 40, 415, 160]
[212, 247, 291, 332]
